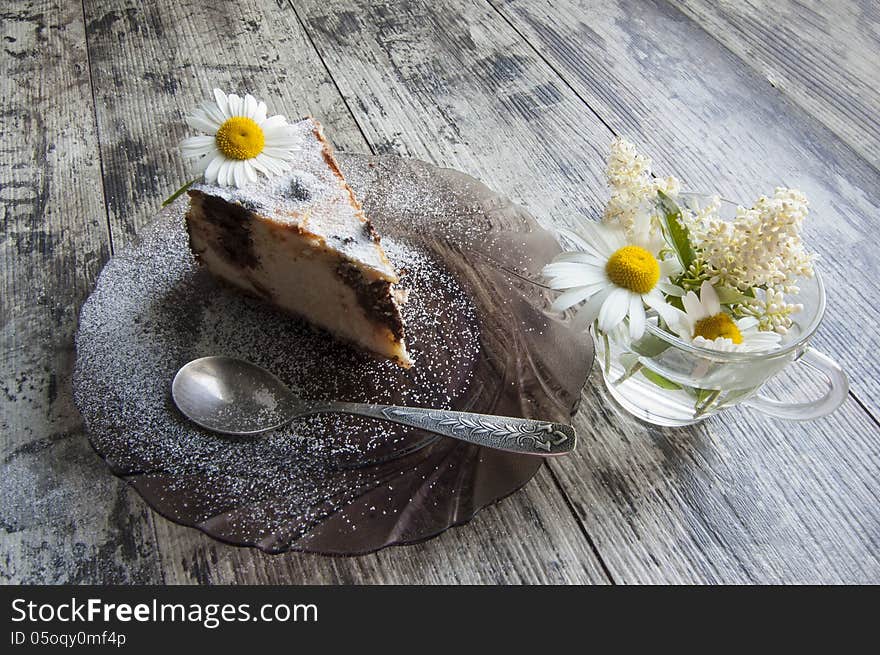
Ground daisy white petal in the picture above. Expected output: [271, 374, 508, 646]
[572, 287, 612, 331]
[543, 261, 603, 278]
[213, 88, 230, 117]
[243, 160, 258, 183]
[186, 111, 221, 134]
[180, 135, 215, 157]
[631, 210, 652, 239]
[664, 307, 692, 340]
[232, 161, 246, 189]
[628, 295, 646, 339]
[598, 287, 630, 332]
[250, 156, 271, 176]
[659, 257, 681, 277]
[545, 216, 676, 342]
[256, 153, 289, 175]
[243, 94, 258, 119]
[550, 252, 606, 266]
[551, 283, 604, 312]
[262, 147, 299, 160]
[204, 155, 223, 184]
[682, 290, 707, 320]
[261, 115, 288, 130]
[644, 289, 679, 326]
[557, 227, 603, 256]
[217, 160, 232, 187]
[262, 124, 297, 138]
[700, 281, 722, 315]
[657, 281, 685, 297]
[268, 155, 294, 174]
[263, 139, 300, 153]
[547, 275, 598, 291]
[592, 223, 623, 254]
[254, 101, 268, 124]
[192, 147, 220, 174]
[201, 102, 227, 127]
[226, 93, 243, 117]
[675, 282, 782, 352]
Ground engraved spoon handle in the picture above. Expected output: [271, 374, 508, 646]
[307, 402, 576, 457]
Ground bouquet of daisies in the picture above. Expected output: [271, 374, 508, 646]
[544, 138, 815, 354]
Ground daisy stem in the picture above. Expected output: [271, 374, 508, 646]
[602, 330, 611, 375]
[614, 362, 643, 385]
[694, 389, 722, 417]
[162, 177, 200, 207]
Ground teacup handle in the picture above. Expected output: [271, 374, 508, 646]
[743, 347, 849, 420]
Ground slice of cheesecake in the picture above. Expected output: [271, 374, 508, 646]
[184, 117, 411, 367]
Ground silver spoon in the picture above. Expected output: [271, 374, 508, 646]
[171, 356, 575, 457]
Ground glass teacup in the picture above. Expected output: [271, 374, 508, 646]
[591, 193, 848, 426]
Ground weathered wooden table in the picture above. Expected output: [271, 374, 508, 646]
[3, 0, 879, 584]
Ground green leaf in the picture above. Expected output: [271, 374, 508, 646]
[694, 388, 722, 416]
[162, 178, 200, 207]
[613, 354, 643, 385]
[657, 190, 696, 271]
[694, 388, 717, 404]
[641, 368, 682, 390]
[715, 286, 753, 305]
[619, 352, 640, 371]
[631, 332, 671, 357]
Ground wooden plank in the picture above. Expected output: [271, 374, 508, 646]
[295, 0, 880, 582]
[672, 0, 880, 171]
[563, 369, 880, 583]
[151, 467, 609, 584]
[490, 0, 880, 582]
[0, 0, 163, 582]
[82, 0, 367, 247]
[82, 0, 608, 584]
[489, 0, 880, 420]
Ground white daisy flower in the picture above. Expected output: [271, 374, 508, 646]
[543, 215, 680, 340]
[180, 88, 301, 188]
[669, 281, 782, 352]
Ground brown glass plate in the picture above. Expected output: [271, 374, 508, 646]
[73, 153, 593, 555]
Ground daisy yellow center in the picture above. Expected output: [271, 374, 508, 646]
[693, 313, 743, 344]
[605, 245, 660, 294]
[215, 116, 265, 160]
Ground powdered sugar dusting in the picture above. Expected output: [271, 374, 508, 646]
[74, 204, 481, 549]
[73, 153, 582, 554]
[192, 118, 396, 279]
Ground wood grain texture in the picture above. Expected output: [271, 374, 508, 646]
[0, 0, 163, 583]
[672, 0, 880, 171]
[565, 369, 880, 583]
[81, 0, 366, 247]
[295, 0, 880, 582]
[150, 466, 609, 584]
[78, 0, 609, 584]
[490, 0, 880, 420]
[4, 0, 879, 584]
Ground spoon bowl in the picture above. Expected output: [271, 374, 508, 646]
[172, 356, 295, 434]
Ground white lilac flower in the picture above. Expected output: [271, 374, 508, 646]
[603, 137, 680, 238]
[736, 286, 804, 335]
[688, 187, 814, 293]
[543, 215, 679, 340]
[180, 89, 301, 188]
[669, 281, 782, 352]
